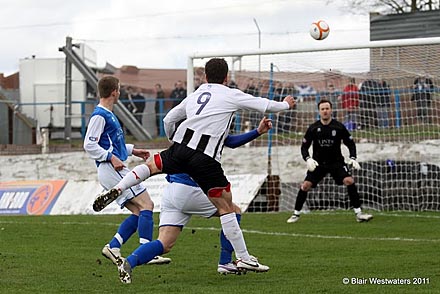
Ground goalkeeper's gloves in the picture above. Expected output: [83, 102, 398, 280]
[306, 157, 319, 172]
[347, 157, 361, 170]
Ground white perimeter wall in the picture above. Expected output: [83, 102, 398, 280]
[1, 141, 439, 215]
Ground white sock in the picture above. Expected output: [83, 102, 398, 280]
[116, 164, 151, 192]
[139, 238, 150, 245]
[354, 207, 362, 214]
[294, 210, 301, 216]
[114, 233, 123, 246]
[220, 212, 250, 261]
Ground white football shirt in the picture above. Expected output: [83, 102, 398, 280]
[163, 83, 289, 161]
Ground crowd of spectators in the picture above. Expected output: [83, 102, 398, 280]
[120, 75, 435, 137]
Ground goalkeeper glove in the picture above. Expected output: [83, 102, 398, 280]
[347, 157, 361, 170]
[306, 157, 319, 172]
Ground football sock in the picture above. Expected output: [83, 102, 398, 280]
[293, 210, 301, 216]
[219, 213, 241, 265]
[138, 210, 154, 244]
[295, 189, 308, 211]
[116, 164, 150, 192]
[220, 212, 250, 261]
[109, 214, 138, 248]
[127, 240, 164, 269]
[347, 184, 361, 209]
[354, 207, 362, 214]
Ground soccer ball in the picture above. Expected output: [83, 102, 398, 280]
[310, 20, 330, 40]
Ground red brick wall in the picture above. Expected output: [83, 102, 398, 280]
[0, 72, 19, 89]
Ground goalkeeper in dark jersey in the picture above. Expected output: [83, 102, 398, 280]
[287, 99, 373, 223]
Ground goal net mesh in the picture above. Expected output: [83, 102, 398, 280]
[191, 40, 440, 212]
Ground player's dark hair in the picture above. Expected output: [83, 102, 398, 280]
[98, 76, 119, 98]
[318, 99, 332, 109]
[205, 58, 228, 84]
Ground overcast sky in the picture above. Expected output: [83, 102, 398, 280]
[0, 0, 370, 76]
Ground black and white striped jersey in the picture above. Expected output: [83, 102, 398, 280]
[163, 83, 289, 162]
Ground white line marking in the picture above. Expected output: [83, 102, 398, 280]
[310, 211, 440, 219]
[186, 226, 440, 243]
[0, 217, 439, 243]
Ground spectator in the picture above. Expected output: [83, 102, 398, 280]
[274, 82, 297, 133]
[341, 78, 359, 131]
[244, 78, 260, 97]
[412, 76, 434, 124]
[359, 79, 385, 129]
[325, 84, 339, 119]
[131, 87, 145, 125]
[194, 77, 202, 91]
[170, 80, 187, 108]
[119, 85, 130, 112]
[273, 81, 284, 101]
[125, 86, 137, 114]
[154, 83, 165, 136]
[376, 80, 391, 128]
[228, 80, 238, 89]
[118, 86, 128, 130]
[244, 79, 261, 128]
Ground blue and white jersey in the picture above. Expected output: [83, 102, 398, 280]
[83, 105, 133, 166]
[166, 173, 199, 187]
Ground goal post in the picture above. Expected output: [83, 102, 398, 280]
[188, 37, 440, 212]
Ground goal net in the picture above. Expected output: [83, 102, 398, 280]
[188, 38, 440, 212]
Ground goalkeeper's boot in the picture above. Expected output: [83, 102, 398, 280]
[116, 257, 132, 284]
[286, 214, 300, 223]
[356, 212, 373, 223]
[147, 255, 171, 265]
[93, 188, 121, 212]
[236, 255, 269, 273]
[217, 262, 242, 275]
[102, 244, 121, 265]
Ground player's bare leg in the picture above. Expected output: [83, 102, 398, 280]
[157, 226, 182, 253]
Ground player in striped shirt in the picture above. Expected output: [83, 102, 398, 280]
[108, 117, 273, 283]
[94, 58, 296, 279]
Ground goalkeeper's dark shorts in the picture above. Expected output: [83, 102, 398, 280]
[305, 161, 352, 187]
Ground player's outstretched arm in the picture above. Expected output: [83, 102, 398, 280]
[283, 95, 296, 109]
[224, 117, 272, 149]
[256, 116, 272, 135]
[264, 95, 295, 113]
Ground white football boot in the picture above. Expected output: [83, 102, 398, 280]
[356, 212, 373, 223]
[236, 255, 269, 273]
[101, 244, 121, 265]
[286, 214, 300, 223]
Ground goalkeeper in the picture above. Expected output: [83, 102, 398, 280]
[287, 99, 373, 223]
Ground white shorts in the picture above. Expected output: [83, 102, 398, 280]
[159, 182, 217, 227]
[97, 162, 146, 208]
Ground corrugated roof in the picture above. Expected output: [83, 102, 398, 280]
[370, 10, 440, 41]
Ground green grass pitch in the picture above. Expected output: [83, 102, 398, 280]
[0, 211, 439, 293]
